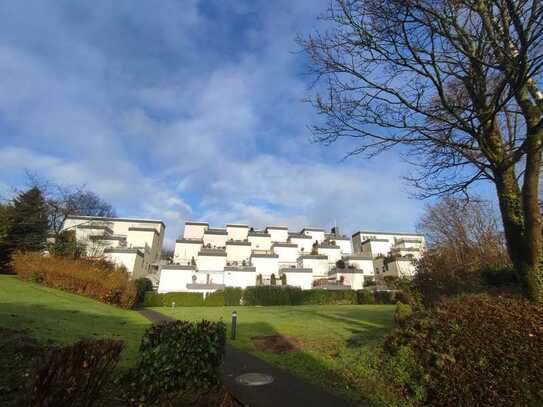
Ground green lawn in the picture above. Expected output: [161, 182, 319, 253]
[155, 304, 395, 403]
[0, 275, 150, 367]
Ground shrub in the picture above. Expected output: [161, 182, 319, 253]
[357, 289, 375, 304]
[136, 320, 226, 400]
[161, 292, 204, 307]
[374, 290, 397, 304]
[134, 278, 154, 306]
[12, 252, 137, 308]
[31, 339, 124, 407]
[301, 289, 357, 305]
[243, 286, 303, 306]
[480, 265, 519, 287]
[394, 303, 413, 327]
[384, 294, 543, 406]
[224, 287, 243, 306]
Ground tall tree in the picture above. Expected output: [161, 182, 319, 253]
[8, 187, 49, 252]
[300, 0, 543, 302]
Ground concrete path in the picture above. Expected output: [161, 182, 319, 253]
[138, 309, 360, 407]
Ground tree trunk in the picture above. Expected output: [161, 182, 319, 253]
[521, 129, 543, 303]
[495, 161, 543, 303]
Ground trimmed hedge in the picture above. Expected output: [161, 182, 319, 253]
[243, 286, 303, 306]
[301, 289, 357, 305]
[144, 287, 398, 307]
[224, 287, 243, 306]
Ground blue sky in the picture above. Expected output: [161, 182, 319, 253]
[0, 0, 462, 246]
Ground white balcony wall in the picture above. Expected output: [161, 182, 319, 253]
[318, 247, 342, 264]
[226, 225, 249, 241]
[224, 270, 256, 289]
[334, 239, 353, 255]
[158, 267, 195, 293]
[105, 251, 143, 275]
[174, 241, 202, 265]
[226, 243, 252, 263]
[334, 272, 365, 290]
[183, 223, 208, 240]
[267, 228, 288, 243]
[252, 256, 279, 277]
[301, 256, 329, 277]
[289, 237, 313, 254]
[196, 254, 227, 271]
[203, 233, 228, 248]
[248, 235, 272, 251]
[280, 270, 313, 289]
[302, 229, 326, 244]
[273, 245, 299, 264]
[345, 257, 375, 275]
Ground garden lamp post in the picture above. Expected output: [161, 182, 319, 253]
[231, 311, 237, 340]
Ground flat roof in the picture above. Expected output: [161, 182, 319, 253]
[176, 239, 203, 244]
[251, 253, 279, 258]
[224, 266, 256, 272]
[266, 225, 289, 231]
[128, 226, 158, 234]
[226, 224, 249, 228]
[300, 227, 325, 233]
[353, 230, 423, 238]
[279, 268, 313, 273]
[204, 229, 228, 235]
[272, 243, 298, 248]
[67, 215, 165, 228]
[226, 240, 252, 246]
[300, 255, 328, 259]
[185, 221, 209, 226]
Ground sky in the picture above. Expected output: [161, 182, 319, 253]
[0, 0, 451, 246]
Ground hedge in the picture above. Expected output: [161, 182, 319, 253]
[144, 287, 397, 307]
[243, 286, 303, 306]
[301, 289, 357, 305]
[224, 287, 243, 306]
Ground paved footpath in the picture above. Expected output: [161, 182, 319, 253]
[138, 309, 360, 407]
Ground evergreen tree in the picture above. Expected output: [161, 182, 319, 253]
[9, 187, 49, 252]
[0, 203, 14, 271]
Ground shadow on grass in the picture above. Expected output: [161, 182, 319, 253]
[223, 320, 373, 406]
[0, 302, 148, 368]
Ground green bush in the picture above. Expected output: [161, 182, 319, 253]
[224, 287, 243, 306]
[204, 290, 225, 306]
[136, 320, 226, 400]
[243, 286, 303, 305]
[357, 289, 375, 304]
[301, 289, 357, 305]
[143, 291, 163, 307]
[134, 278, 154, 305]
[481, 266, 518, 287]
[394, 302, 413, 326]
[384, 294, 543, 406]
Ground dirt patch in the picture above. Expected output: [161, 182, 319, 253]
[251, 335, 302, 354]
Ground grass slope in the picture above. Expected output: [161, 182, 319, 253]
[155, 304, 395, 402]
[0, 275, 150, 366]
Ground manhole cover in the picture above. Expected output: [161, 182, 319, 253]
[235, 373, 274, 386]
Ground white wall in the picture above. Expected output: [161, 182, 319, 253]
[248, 234, 272, 251]
[196, 254, 227, 271]
[104, 250, 142, 276]
[302, 229, 326, 244]
[183, 222, 208, 239]
[334, 239, 352, 255]
[203, 232, 228, 248]
[224, 269, 256, 288]
[226, 242, 252, 263]
[334, 272, 365, 290]
[267, 227, 289, 243]
[301, 256, 329, 277]
[318, 246, 342, 264]
[173, 240, 202, 265]
[289, 236, 313, 254]
[273, 244, 299, 265]
[280, 270, 313, 289]
[157, 266, 195, 293]
[252, 255, 279, 277]
[226, 225, 249, 241]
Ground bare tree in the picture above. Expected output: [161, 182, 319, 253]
[25, 172, 115, 236]
[417, 196, 510, 267]
[300, 0, 543, 302]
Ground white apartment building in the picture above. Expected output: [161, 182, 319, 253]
[352, 230, 426, 280]
[62, 215, 165, 280]
[159, 221, 367, 293]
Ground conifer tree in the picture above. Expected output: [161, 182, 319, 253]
[9, 187, 49, 252]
